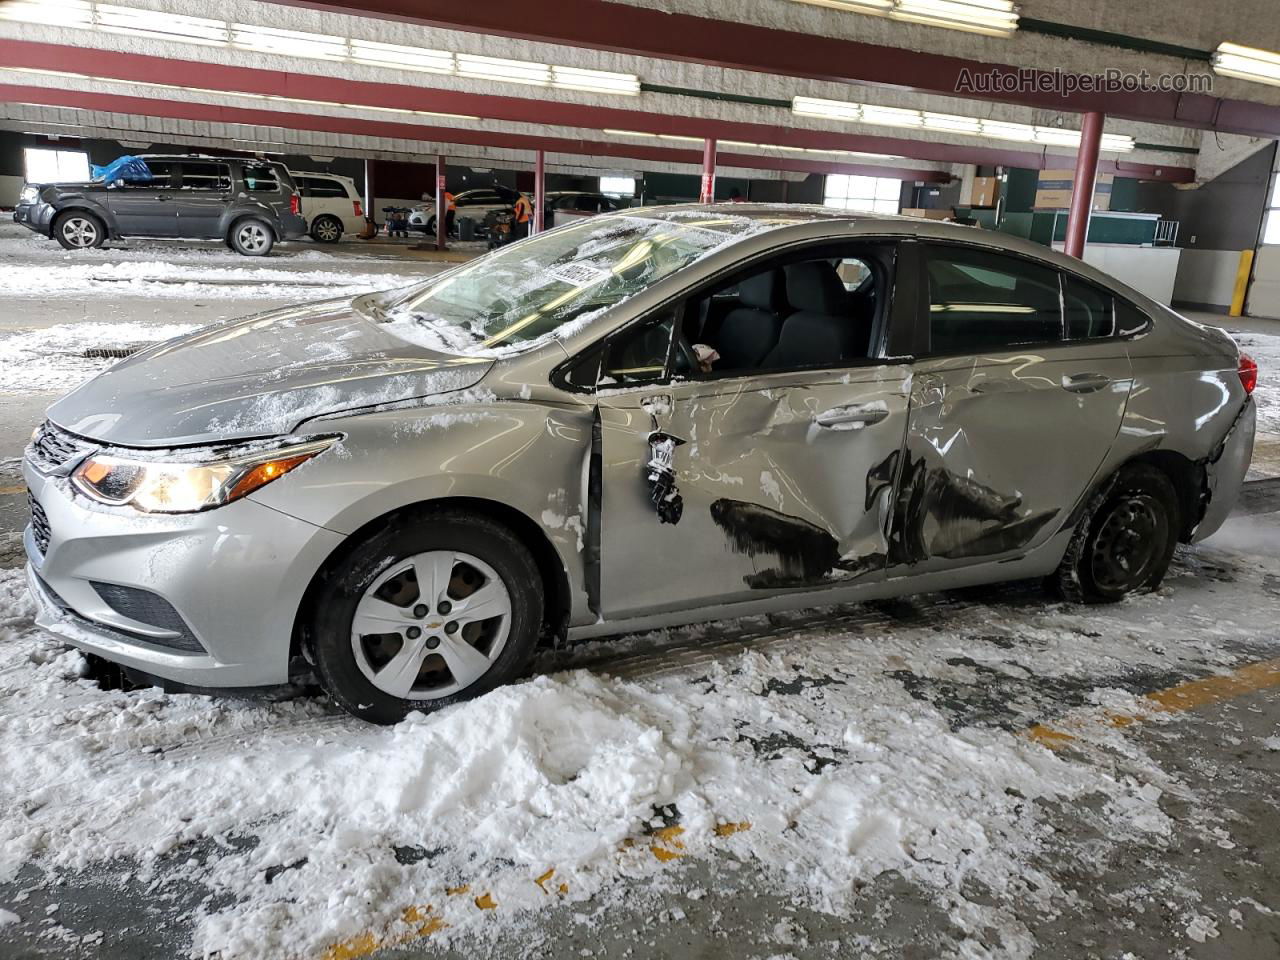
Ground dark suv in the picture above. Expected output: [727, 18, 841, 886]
[14, 154, 307, 256]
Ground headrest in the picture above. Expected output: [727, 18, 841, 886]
[737, 269, 783, 311]
[785, 261, 848, 315]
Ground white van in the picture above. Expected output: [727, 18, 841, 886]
[291, 171, 364, 242]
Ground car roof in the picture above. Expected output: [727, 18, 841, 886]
[289, 171, 356, 182]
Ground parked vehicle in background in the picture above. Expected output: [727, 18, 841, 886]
[409, 185, 526, 236]
[13, 154, 306, 256]
[292, 171, 364, 243]
[22, 207, 1256, 723]
[544, 191, 625, 228]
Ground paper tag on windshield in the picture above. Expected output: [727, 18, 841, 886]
[546, 262, 610, 287]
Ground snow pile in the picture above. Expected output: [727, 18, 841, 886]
[5, 545, 1277, 958]
[0, 229, 383, 264]
[0, 260, 421, 300]
[0, 321, 201, 392]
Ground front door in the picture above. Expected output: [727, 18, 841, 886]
[105, 159, 178, 236]
[592, 243, 913, 619]
[887, 242, 1133, 575]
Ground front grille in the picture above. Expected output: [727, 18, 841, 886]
[26, 421, 96, 476]
[28, 494, 50, 555]
[90, 581, 205, 653]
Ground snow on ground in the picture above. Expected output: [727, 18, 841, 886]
[0, 228, 388, 265]
[0, 259, 423, 301]
[1231, 329, 1280, 430]
[0, 321, 203, 392]
[2, 546, 1278, 959]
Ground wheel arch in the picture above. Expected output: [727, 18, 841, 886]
[52, 204, 114, 237]
[1066, 449, 1205, 546]
[290, 496, 572, 668]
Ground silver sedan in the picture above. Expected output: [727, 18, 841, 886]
[23, 206, 1257, 722]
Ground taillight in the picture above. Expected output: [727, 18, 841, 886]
[290, 193, 301, 215]
[1239, 352, 1258, 395]
[353, 200, 363, 218]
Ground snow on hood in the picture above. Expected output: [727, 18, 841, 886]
[46, 297, 492, 447]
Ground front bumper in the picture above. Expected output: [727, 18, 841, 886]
[13, 202, 52, 236]
[23, 456, 345, 687]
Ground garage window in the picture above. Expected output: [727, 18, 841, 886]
[824, 175, 900, 214]
[24, 147, 90, 184]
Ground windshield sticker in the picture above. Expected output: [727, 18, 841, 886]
[545, 262, 611, 287]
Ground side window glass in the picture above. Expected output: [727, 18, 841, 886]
[563, 345, 602, 391]
[243, 164, 281, 193]
[179, 162, 231, 192]
[600, 313, 676, 386]
[1063, 276, 1115, 339]
[1115, 298, 1152, 337]
[926, 245, 1062, 355]
[126, 160, 173, 188]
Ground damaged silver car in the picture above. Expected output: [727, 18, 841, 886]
[23, 206, 1258, 723]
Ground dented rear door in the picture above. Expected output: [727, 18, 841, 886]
[598, 365, 912, 619]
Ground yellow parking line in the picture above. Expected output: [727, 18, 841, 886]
[318, 820, 753, 959]
[0, 484, 26, 496]
[1029, 656, 1280, 748]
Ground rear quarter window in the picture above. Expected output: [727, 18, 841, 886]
[243, 163, 284, 193]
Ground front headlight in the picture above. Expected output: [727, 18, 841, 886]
[71, 437, 337, 513]
[19, 185, 39, 204]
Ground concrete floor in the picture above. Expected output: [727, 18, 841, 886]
[3, 233, 1280, 959]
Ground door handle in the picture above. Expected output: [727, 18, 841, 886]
[1061, 372, 1112, 394]
[814, 403, 889, 428]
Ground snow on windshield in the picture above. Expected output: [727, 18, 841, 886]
[377, 213, 781, 358]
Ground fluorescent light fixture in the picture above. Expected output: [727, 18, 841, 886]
[231, 23, 347, 60]
[657, 133, 704, 143]
[551, 65, 640, 95]
[0, 0, 92, 28]
[457, 53, 551, 86]
[922, 111, 982, 134]
[892, 0, 1019, 36]
[604, 129, 658, 138]
[790, 0, 894, 12]
[1032, 126, 1080, 147]
[93, 4, 226, 45]
[979, 119, 1036, 142]
[793, 96, 863, 122]
[859, 104, 925, 128]
[1100, 134, 1136, 153]
[349, 39, 453, 73]
[790, 0, 1018, 36]
[1212, 42, 1280, 87]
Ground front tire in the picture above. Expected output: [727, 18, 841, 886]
[53, 211, 106, 250]
[309, 510, 544, 724]
[310, 215, 343, 243]
[1053, 464, 1180, 603]
[229, 218, 275, 256]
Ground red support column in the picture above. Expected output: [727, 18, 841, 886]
[533, 149, 546, 235]
[699, 137, 716, 203]
[435, 153, 447, 251]
[1064, 111, 1104, 259]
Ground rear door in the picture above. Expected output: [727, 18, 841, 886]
[591, 242, 914, 618]
[105, 158, 178, 236]
[888, 241, 1133, 576]
[173, 160, 232, 238]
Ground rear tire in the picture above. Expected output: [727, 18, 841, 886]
[228, 218, 274, 256]
[53, 211, 106, 250]
[309, 509, 544, 724]
[310, 215, 343, 243]
[1052, 464, 1181, 603]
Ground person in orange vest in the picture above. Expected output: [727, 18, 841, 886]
[512, 193, 533, 240]
[443, 189, 457, 236]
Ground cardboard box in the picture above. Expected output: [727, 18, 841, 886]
[900, 207, 954, 220]
[969, 176, 998, 208]
[1034, 169, 1113, 211]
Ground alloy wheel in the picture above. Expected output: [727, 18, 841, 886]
[61, 217, 99, 248]
[350, 550, 513, 700]
[314, 218, 340, 241]
[236, 222, 270, 253]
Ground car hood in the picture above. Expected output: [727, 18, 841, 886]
[47, 297, 493, 448]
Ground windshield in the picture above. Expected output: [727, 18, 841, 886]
[373, 212, 778, 356]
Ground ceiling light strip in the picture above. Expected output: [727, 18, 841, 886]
[0, 0, 641, 95]
[793, 95, 1136, 152]
[790, 0, 1019, 37]
[1213, 42, 1280, 88]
